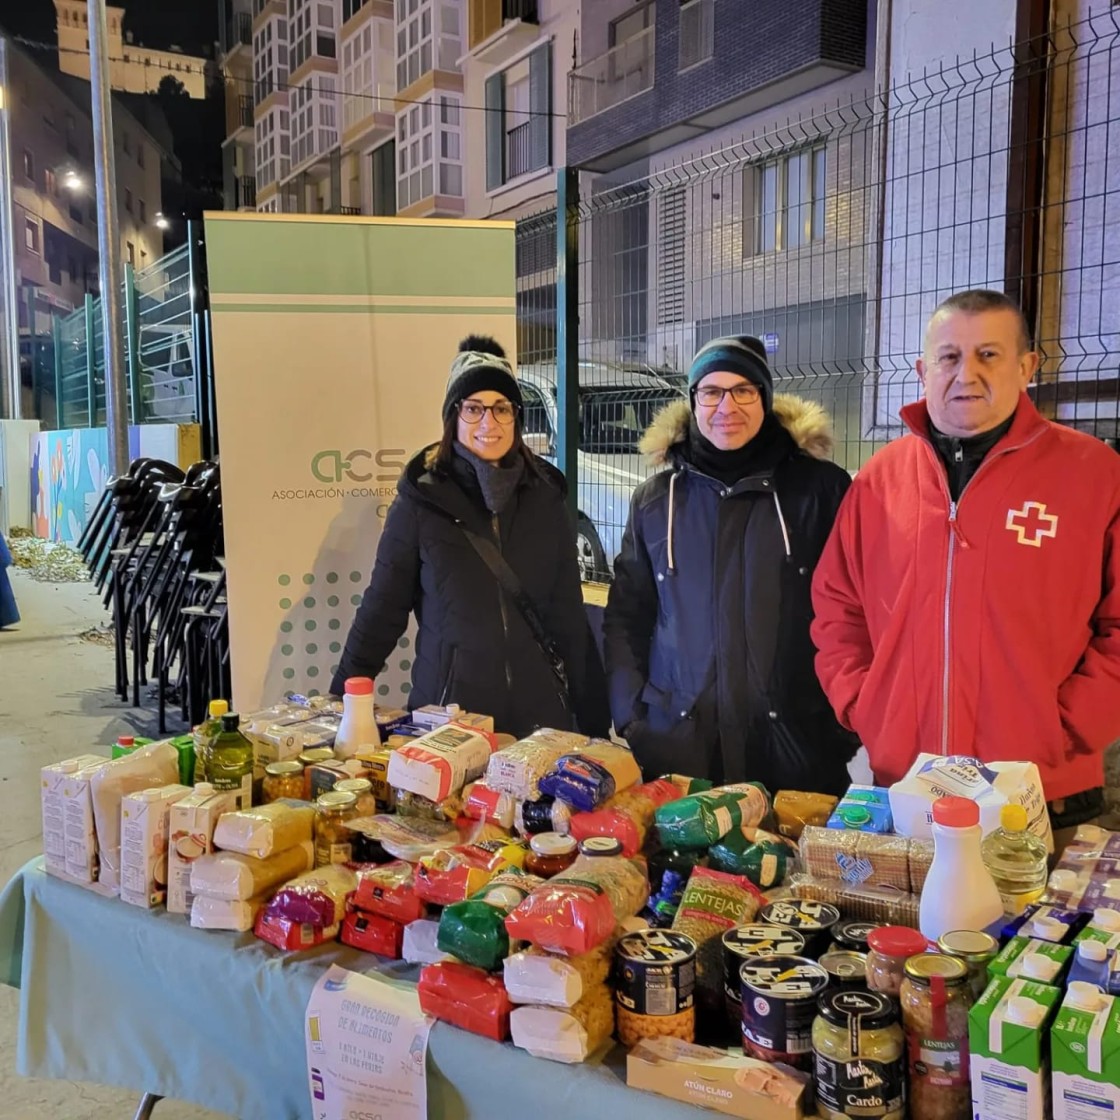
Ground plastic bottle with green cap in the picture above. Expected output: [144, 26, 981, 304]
[981, 802, 1049, 918]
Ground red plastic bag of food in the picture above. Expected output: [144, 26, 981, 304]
[353, 861, 427, 925]
[341, 909, 404, 958]
[567, 780, 686, 857]
[413, 842, 513, 907]
[417, 960, 513, 1042]
[254, 910, 340, 951]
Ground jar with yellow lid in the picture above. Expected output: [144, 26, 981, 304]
[314, 790, 358, 867]
[937, 929, 999, 1003]
[334, 777, 376, 818]
[262, 760, 305, 803]
[900, 952, 973, 1120]
[813, 989, 905, 1120]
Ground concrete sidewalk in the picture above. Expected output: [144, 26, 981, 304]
[0, 570, 229, 1120]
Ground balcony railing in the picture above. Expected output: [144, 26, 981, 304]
[338, 205, 362, 215]
[569, 27, 655, 126]
[236, 176, 256, 209]
[226, 90, 254, 134]
[679, 0, 715, 71]
[221, 11, 252, 55]
[506, 121, 533, 180]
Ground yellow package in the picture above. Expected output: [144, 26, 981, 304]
[773, 790, 839, 840]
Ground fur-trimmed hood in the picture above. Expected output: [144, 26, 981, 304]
[638, 393, 835, 466]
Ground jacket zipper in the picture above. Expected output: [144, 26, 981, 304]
[492, 513, 514, 692]
[927, 425, 1047, 755]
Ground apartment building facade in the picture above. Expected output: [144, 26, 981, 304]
[1, 37, 166, 346]
[55, 0, 211, 99]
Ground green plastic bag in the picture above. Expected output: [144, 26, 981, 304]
[436, 866, 545, 971]
[654, 782, 771, 851]
[707, 828, 792, 890]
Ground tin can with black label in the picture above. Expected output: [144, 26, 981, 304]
[615, 929, 697, 1046]
[758, 899, 841, 958]
[740, 954, 829, 1070]
[831, 919, 878, 955]
[722, 924, 807, 1027]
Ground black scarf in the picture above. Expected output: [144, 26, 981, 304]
[929, 412, 1015, 501]
[683, 411, 792, 486]
[452, 442, 526, 514]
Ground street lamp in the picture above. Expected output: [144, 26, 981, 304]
[63, 170, 84, 192]
[155, 212, 170, 230]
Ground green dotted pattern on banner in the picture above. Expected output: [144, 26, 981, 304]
[277, 572, 413, 697]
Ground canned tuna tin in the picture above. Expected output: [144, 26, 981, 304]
[615, 929, 698, 1046]
[740, 954, 829, 1069]
[722, 924, 808, 1025]
[831, 920, 878, 955]
[758, 899, 841, 958]
[819, 949, 870, 993]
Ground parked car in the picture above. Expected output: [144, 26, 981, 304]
[517, 361, 684, 581]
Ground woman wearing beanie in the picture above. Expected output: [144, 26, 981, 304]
[603, 336, 857, 794]
[332, 335, 609, 738]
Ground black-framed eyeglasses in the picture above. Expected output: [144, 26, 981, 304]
[694, 383, 761, 407]
[458, 399, 519, 425]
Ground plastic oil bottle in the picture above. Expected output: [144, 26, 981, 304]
[207, 712, 254, 809]
[192, 698, 229, 783]
[334, 677, 380, 759]
[981, 803, 1049, 917]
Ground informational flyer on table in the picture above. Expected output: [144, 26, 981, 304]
[306, 964, 433, 1120]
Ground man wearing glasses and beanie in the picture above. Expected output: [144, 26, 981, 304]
[604, 336, 857, 793]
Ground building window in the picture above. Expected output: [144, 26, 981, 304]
[485, 43, 551, 191]
[127, 241, 135, 265]
[371, 140, 396, 215]
[125, 189, 133, 214]
[22, 150, 34, 180]
[45, 168, 57, 195]
[25, 218, 40, 254]
[395, 0, 460, 91]
[123, 131, 132, 156]
[141, 250, 148, 266]
[137, 143, 145, 168]
[342, 16, 392, 133]
[397, 93, 463, 209]
[139, 199, 147, 222]
[290, 76, 338, 169]
[68, 255, 78, 281]
[610, 3, 653, 46]
[342, 0, 368, 20]
[748, 145, 827, 255]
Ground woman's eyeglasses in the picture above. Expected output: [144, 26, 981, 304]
[694, 383, 761, 407]
[458, 400, 519, 425]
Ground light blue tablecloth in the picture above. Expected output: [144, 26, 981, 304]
[0, 858, 709, 1120]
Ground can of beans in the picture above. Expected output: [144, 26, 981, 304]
[740, 955, 829, 1069]
[819, 949, 870, 993]
[615, 929, 697, 1047]
[722, 924, 807, 1027]
[758, 899, 841, 958]
[831, 920, 878, 955]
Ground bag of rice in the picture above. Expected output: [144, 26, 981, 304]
[671, 866, 762, 1005]
[509, 985, 615, 1062]
[568, 779, 684, 857]
[189, 841, 315, 901]
[353, 861, 426, 924]
[654, 783, 771, 850]
[503, 938, 616, 1007]
[418, 960, 514, 1042]
[538, 741, 642, 812]
[462, 780, 516, 830]
[189, 893, 266, 932]
[485, 729, 590, 800]
[504, 851, 648, 956]
[265, 864, 357, 927]
[212, 801, 315, 859]
[437, 867, 547, 971]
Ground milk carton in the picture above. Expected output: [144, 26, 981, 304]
[888, 754, 1052, 850]
[1052, 985, 1120, 1120]
[41, 754, 104, 876]
[969, 975, 1060, 1120]
[988, 937, 1073, 986]
[62, 758, 107, 882]
[167, 785, 238, 915]
[120, 784, 192, 907]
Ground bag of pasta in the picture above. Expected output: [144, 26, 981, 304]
[538, 742, 642, 812]
[655, 783, 771, 851]
[509, 985, 615, 1063]
[567, 779, 684, 858]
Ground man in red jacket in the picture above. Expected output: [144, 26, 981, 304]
[811, 289, 1120, 847]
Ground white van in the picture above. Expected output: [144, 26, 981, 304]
[517, 361, 684, 581]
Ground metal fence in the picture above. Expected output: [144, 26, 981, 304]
[516, 8, 1120, 582]
[54, 243, 199, 430]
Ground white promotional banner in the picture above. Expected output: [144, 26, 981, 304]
[205, 213, 517, 711]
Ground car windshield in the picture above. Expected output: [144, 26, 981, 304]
[579, 389, 682, 454]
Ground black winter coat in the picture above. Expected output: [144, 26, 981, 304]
[332, 447, 610, 739]
[603, 396, 859, 796]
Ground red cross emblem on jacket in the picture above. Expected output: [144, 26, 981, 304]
[1006, 501, 1059, 547]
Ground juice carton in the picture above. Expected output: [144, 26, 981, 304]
[969, 975, 1060, 1120]
[167, 786, 239, 914]
[1001, 903, 1086, 944]
[40, 754, 104, 877]
[355, 745, 397, 812]
[61, 758, 107, 882]
[988, 937, 1073, 986]
[1052, 986, 1120, 1120]
[120, 784, 192, 907]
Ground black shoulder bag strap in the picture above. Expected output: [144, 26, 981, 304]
[457, 525, 570, 705]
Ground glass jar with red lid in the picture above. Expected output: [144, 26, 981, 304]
[866, 926, 930, 998]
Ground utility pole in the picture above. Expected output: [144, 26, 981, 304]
[88, 0, 129, 477]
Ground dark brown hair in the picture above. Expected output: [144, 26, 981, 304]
[930, 289, 1032, 353]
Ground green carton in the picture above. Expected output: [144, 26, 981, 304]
[969, 975, 1060, 1120]
[1052, 988, 1120, 1120]
[989, 936, 1072, 986]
